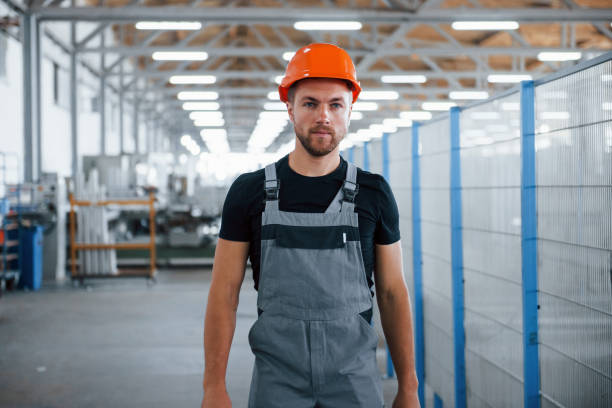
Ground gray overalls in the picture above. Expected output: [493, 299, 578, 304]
[247, 160, 384, 407]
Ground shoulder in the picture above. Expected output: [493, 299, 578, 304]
[355, 167, 393, 199]
[224, 168, 265, 210]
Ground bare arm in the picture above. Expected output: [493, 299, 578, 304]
[202, 238, 250, 406]
[374, 240, 420, 407]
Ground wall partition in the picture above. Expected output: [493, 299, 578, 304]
[343, 51, 612, 408]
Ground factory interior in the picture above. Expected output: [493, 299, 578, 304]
[1, 0, 611, 407]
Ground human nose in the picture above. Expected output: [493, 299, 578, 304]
[316, 104, 331, 123]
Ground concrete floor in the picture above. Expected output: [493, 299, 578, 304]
[0, 268, 399, 408]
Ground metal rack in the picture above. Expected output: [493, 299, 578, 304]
[0, 152, 21, 294]
[69, 191, 157, 282]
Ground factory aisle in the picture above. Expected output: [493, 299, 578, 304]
[0, 268, 398, 407]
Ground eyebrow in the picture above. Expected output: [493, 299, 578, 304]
[300, 96, 345, 103]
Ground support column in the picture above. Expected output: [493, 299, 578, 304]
[99, 30, 106, 155]
[520, 80, 540, 408]
[133, 99, 139, 154]
[411, 123, 425, 407]
[70, 20, 79, 180]
[22, 13, 40, 182]
[450, 107, 466, 408]
[119, 62, 124, 155]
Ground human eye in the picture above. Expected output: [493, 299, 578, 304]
[303, 101, 315, 108]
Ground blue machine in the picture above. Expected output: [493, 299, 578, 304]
[18, 225, 43, 291]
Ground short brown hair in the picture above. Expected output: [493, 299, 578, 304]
[287, 78, 354, 104]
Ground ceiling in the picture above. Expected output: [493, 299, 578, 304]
[4, 0, 612, 154]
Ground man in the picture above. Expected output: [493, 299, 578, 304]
[202, 43, 419, 408]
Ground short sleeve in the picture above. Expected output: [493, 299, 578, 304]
[374, 176, 401, 245]
[219, 174, 251, 242]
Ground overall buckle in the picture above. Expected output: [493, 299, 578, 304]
[264, 180, 280, 200]
[342, 180, 358, 202]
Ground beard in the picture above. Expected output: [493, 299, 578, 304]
[295, 125, 344, 157]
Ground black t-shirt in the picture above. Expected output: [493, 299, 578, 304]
[219, 155, 400, 292]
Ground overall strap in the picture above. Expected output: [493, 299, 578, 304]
[341, 162, 358, 213]
[264, 162, 280, 212]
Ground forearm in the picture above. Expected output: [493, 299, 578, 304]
[203, 286, 238, 391]
[377, 287, 418, 393]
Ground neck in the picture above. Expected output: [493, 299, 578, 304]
[288, 143, 341, 177]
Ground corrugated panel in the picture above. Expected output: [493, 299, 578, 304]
[459, 92, 525, 407]
[535, 58, 612, 408]
[419, 117, 455, 407]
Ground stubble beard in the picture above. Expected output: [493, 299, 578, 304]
[295, 126, 345, 157]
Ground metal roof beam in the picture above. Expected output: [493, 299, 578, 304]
[33, 7, 612, 22]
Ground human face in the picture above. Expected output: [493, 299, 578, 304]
[287, 78, 352, 157]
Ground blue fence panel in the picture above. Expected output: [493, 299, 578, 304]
[534, 57, 612, 408]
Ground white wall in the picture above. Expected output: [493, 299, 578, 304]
[0, 32, 24, 182]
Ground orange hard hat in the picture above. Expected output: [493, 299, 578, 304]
[278, 43, 361, 103]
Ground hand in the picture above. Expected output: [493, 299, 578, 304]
[201, 386, 231, 408]
[392, 388, 420, 408]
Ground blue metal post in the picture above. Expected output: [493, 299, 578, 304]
[381, 132, 396, 379]
[434, 393, 444, 408]
[363, 141, 370, 170]
[520, 80, 540, 408]
[450, 107, 466, 408]
[411, 123, 425, 406]
[348, 146, 355, 164]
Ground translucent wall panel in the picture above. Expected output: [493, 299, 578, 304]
[388, 130, 414, 301]
[369, 139, 383, 175]
[460, 92, 524, 408]
[353, 145, 364, 168]
[535, 59, 612, 408]
[419, 117, 455, 407]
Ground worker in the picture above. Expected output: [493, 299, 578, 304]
[202, 43, 419, 408]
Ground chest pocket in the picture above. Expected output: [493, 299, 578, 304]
[276, 225, 346, 249]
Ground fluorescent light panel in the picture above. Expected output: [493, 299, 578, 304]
[350, 111, 363, 120]
[294, 21, 362, 31]
[283, 52, 296, 61]
[200, 129, 228, 138]
[267, 92, 281, 100]
[194, 119, 225, 127]
[359, 91, 399, 100]
[400, 111, 432, 121]
[178, 91, 219, 101]
[189, 111, 223, 120]
[264, 102, 287, 111]
[182, 102, 220, 111]
[169, 75, 216, 85]
[449, 91, 489, 100]
[352, 102, 378, 111]
[135, 21, 202, 30]
[152, 51, 207, 61]
[422, 102, 456, 111]
[488, 74, 532, 83]
[537, 52, 581, 62]
[452, 21, 519, 30]
[381, 75, 427, 84]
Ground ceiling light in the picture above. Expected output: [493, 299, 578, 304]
[135, 21, 202, 30]
[152, 51, 207, 61]
[283, 52, 295, 61]
[359, 91, 399, 100]
[383, 118, 413, 127]
[200, 129, 228, 139]
[169, 75, 216, 85]
[449, 91, 489, 100]
[422, 102, 456, 111]
[178, 91, 219, 101]
[487, 74, 532, 83]
[267, 92, 281, 100]
[294, 21, 362, 31]
[193, 119, 225, 127]
[259, 111, 289, 120]
[274, 75, 284, 84]
[264, 102, 287, 111]
[381, 75, 427, 84]
[502, 102, 520, 111]
[352, 102, 379, 111]
[451, 21, 519, 30]
[182, 102, 220, 111]
[400, 111, 432, 121]
[350, 112, 363, 120]
[537, 52, 581, 62]
[189, 111, 223, 120]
